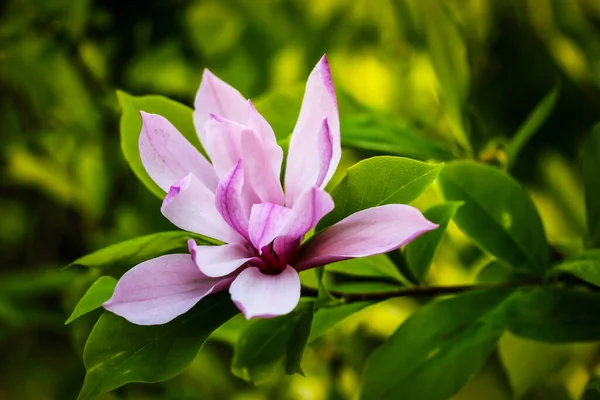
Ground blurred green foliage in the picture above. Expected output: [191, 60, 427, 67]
[2, 0, 600, 399]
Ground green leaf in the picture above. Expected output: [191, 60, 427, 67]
[232, 300, 314, 383]
[439, 161, 549, 275]
[555, 250, 600, 286]
[117, 91, 203, 199]
[325, 254, 404, 283]
[308, 301, 374, 342]
[405, 202, 462, 282]
[317, 156, 443, 230]
[77, 292, 237, 400]
[360, 288, 514, 400]
[505, 288, 600, 342]
[68, 231, 216, 278]
[421, 0, 470, 150]
[583, 124, 600, 247]
[341, 114, 453, 161]
[588, 380, 600, 392]
[506, 86, 560, 167]
[328, 281, 401, 294]
[66, 276, 117, 325]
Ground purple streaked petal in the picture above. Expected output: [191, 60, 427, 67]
[229, 265, 301, 319]
[194, 69, 249, 147]
[248, 203, 293, 251]
[285, 55, 341, 207]
[103, 254, 229, 325]
[161, 173, 243, 243]
[188, 239, 255, 278]
[215, 161, 250, 239]
[139, 112, 218, 192]
[295, 204, 438, 271]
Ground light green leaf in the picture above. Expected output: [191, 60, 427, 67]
[325, 254, 404, 283]
[66, 276, 117, 325]
[68, 231, 217, 278]
[341, 114, 453, 161]
[308, 301, 374, 342]
[555, 250, 600, 287]
[317, 156, 443, 230]
[505, 288, 600, 342]
[506, 86, 560, 167]
[117, 91, 203, 199]
[77, 292, 237, 400]
[232, 300, 314, 383]
[360, 288, 514, 400]
[439, 161, 549, 275]
[405, 202, 462, 282]
[583, 124, 600, 247]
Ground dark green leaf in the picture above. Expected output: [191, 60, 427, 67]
[583, 124, 600, 247]
[232, 300, 315, 383]
[588, 380, 600, 392]
[505, 288, 600, 342]
[68, 231, 217, 278]
[318, 156, 443, 230]
[325, 255, 404, 283]
[117, 91, 204, 199]
[477, 261, 523, 283]
[328, 281, 401, 294]
[506, 86, 560, 167]
[341, 114, 453, 161]
[556, 250, 600, 287]
[439, 161, 549, 275]
[309, 301, 374, 342]
[405, 202, 462, 282]
[77, 292, 237, 400]
[360, 288, 514, 400]
[66, 276, 117, 324]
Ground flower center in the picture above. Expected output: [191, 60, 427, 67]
[253, 240, 300, 275]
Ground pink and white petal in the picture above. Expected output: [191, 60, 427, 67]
[188, 240, 255, 278]
[240, 128, 284, 205]
[103, 254, 228, 325]
[285, 55, 340, 207]
[215, 161, 251, 239]
[139, 112, 218, 192]
[229, 265, 301, 319]
[203, 115, 246, 178]
[248, 203, 293, 250]
[246, 100, 279, 148]
[161, 173, 243, 244]
[194, 69, 249, 147]
[295, 204, 438, 271]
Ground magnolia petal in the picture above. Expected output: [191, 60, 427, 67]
[248, 203, 293, 251]
[194, 69, 249, 147]
[295, 204, 438, 270]
[215, 161, 250, 239]
[103, 254, 228, 325]
[139, 112, 218, 192]
[229, 265, 301, 319]
[161, 173, 242, 243]
[204, 114, 247, 178]
[285, 55, 340, 207]
[273, 187, 334, 262]
[188, 240, 255, 278]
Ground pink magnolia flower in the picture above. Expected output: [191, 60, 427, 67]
[104, 56, 437, 323]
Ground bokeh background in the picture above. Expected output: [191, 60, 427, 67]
[2, 0, 600, 399]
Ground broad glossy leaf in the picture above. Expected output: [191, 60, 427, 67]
[341, 114, 453, 161]
[66, 276, 117, 324]
[360, 288, 514, 400]
[232, 300, 314, 383]
[77, 292, 237, 400]
[506, 86, 560, 167]
[318, 156, 443, 230]
[439, 161, 549, 274]
[405, 202, 462, 282]
[421, 0, 470, 149]
[328, 281, 401, 294]
[308, 301, 374, 342]
[325, 255, 404, 283]
[556, 250, 600, 287]
[583, 124, 600, 247]
[505, 288, 600, 342]
[117, 91, 203, 199]
[69, 231, 216, 278]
